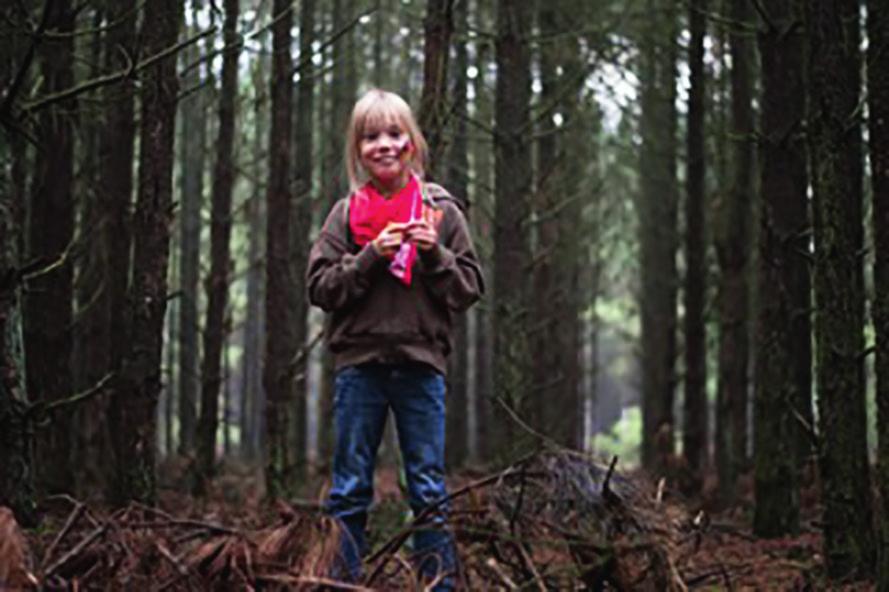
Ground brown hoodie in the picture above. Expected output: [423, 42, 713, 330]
[306, 183, 484, 374]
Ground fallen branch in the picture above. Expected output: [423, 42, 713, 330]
[40, 501, 86, 571]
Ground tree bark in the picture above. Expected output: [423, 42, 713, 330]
[177, 4, 207, 456]
[638, 0, 679, 472]
[682, 0, 708, 482]
[241, 55, 267, 461]
[806, 0, 875, 579]
[1, 127, 36, 526]
[470, 8, 494, 463]
[753, 0, 807, 536]
[317, 0, 357, 469]
[24, 0, 76, 495]
[197, 0, 240, 486]
[72, 4, 110, 494]
[96, 0, 138, 476]
[445, 0, 470, 469]
[532, 0, 561, 440]
[714, 0, 754, 500]
[290, 0, 315, 474]
[263, 0, 298, 498]
[418, 0, 454, 181]
[493, 0, 533, 458]
[108, 0, 182, 506]
[869, 0, 889, 583]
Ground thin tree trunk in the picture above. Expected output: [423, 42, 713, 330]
[98, 0, 138, 476]
[554, 13, 586, 450]
[752, 0, 807, 536]
[72, 5, 108, 493]
[806, 0, 874, 579]
[418, 0, 454, 181]
[869, 0, 889, 583]
[471, 10, 494, 463]
[493, 0, 533, 458]
[638, 0, 679, 472]
[241, 57, 267, 461]
[445, 0, 470, 468]
[318, 0, 356, 468]
[108, 0, 182, 506]
[682, 0, 708, 483]
[1, 129, 36, 526]
[714, 0, 754, 500]
[289, 0, 315, 475]
[164, 278, 178, 457]
[222, 332, 231, 456]
[263, 0, 297, 498]
[24, 0, 76, 495]
[177, 4, 206, 456]
[532, 0, 561, 439]
[197, 0, 240, 487]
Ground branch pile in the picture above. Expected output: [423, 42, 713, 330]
[4, 449, 703, 590]
[445, 450, 690, 590]
[354, 448, 694, 589]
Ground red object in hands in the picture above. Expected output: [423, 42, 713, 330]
[349, 173, 422, 285]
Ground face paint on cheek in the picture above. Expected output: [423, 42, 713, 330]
[399, 140, 413, 161]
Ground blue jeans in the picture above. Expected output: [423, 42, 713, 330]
[327, 363, 456, 589]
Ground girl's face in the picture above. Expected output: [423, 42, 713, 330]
[358, 116, 412, 192]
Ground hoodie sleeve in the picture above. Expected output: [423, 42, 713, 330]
[416, 200, 485, 313]
[306, 199, 385, 312]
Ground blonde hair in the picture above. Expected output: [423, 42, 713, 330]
[345, 89, 428, 192]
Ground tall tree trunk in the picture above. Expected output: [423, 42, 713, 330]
[164, 274, 178, 457]
[682, 0, 708, 482]
[557, 44, 587, 450]
[532, 0, 561, 439]
[806, 0, 875, 579]
[493, 0, 533, 458]
[445, 0, 470, 469]
[197, 0, 240, 486]
[317, 0, 356, 469]
[222, 337, 231, 455]
[753, 0, 807, 536]
[1, 131, 36, 526]
[533, 0, 585, 448]
[869, 0, 889, 584]
[241, 57, 267, 461]
[638, 0, 679, 472]
[97, 0, 138, 481]
[418, 0, 454, 181]
[714, 0, 754, 500]
[263, 0, 297, 498]
[290, 0, 316, 475]
[471, 7, 494, 463]
[72, 5, 107, 494]
[24, 0, 76, 495]
[178, 3, 207, 456]
[109, 0, 182, 506]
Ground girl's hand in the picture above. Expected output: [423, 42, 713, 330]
[406, 219, 438, 251]
[372, 222, 407, 256]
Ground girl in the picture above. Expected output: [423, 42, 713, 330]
[307, 89, 484, 588]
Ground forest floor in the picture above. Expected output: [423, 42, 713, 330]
[2, 453, 879, 590]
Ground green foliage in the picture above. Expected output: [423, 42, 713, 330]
[592, 405, 642, 468]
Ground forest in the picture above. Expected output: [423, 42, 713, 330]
[1, 0, 888, 589]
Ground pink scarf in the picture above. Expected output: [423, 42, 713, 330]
[349, 174, 423, 285]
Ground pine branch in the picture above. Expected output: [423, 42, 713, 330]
[36, 372, 116, 417]
[0, 0, 53, 122]
[18, 27, 217, 116]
